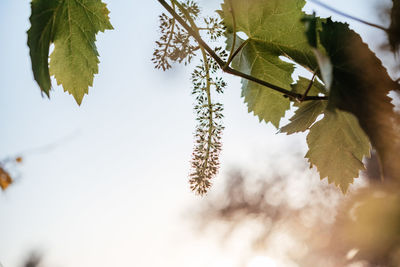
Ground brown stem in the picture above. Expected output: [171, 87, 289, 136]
[299, 72, 317, 101]
[157, 0, 328, 102]
[226, 38, 250, 67]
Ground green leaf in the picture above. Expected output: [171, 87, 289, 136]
[219, 0, 320, 128]
[306, 109, 370, 193]
[28, 0, 113, 104]
[291, 76, 327, 97]
[281, 77, 327, 134]
[27, 0, 59, 96]
[319, 19, 400, 181]
[280, 100, 326, 134]
[301, 12, 318, 48]
[300, 14, 333, 90]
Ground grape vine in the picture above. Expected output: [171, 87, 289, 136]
[21, 0, 400, 195]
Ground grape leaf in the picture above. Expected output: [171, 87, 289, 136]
[27, 0, 59, 96]
[319, 19, 400, 181]
[219, 0, 320, 127]
[291, 76, 327, 97]
[281, 77, 327, 134]
[306, 109, 370, 193]
[280, 100, 326, 134]
[301, 14, 333, 90]
[302, 12, 318, 48]
[28, 0, 113, 104]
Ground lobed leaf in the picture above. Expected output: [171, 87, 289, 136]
[281, 77, 327, 134]
[306, 109, 370, 193]
[27, 0, 60, 96]
[291, 76, 327, 97]
[28, 0, 113, 104]
[219, 0, 321, 127]
[280, 100, 326, 134]
[319, 19, 400, 181]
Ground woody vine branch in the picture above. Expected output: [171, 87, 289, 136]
[157, 0, 328, 102]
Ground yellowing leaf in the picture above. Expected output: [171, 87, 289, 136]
[28, 0, 113, 104]
[0, 168, 13, 191]
[306, 109, 370, 193]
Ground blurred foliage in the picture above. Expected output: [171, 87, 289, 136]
[388, 0, 400, 53]
[194, 156, 400, 267]
[0, 167, 13, 191]
[23, 253, 41, 267]
[0, 156, 23, 192]
[336, 186, 400, 266]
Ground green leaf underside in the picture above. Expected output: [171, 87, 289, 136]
[27, 0, 59, 96]
[281, 77, 327, 134]
[291, 76, 327, 97]
[280, 100, 326, 134]
[28, 0, 113, 104]
[320, 19, 400, 180]
[219, 0, 320, 128]
[306, 109, 370, 193]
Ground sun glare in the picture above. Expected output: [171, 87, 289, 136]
[247, 256, 278, 267]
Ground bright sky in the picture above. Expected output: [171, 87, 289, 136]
[0, 1, 392, 267]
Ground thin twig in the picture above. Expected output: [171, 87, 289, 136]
[300, 72, 317, 101]
[309, 0, 387, 31]
[0, 131, 79, 165]
[157, 0, 328, 102]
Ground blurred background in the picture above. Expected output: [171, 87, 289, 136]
[0, 0, 398, 266]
